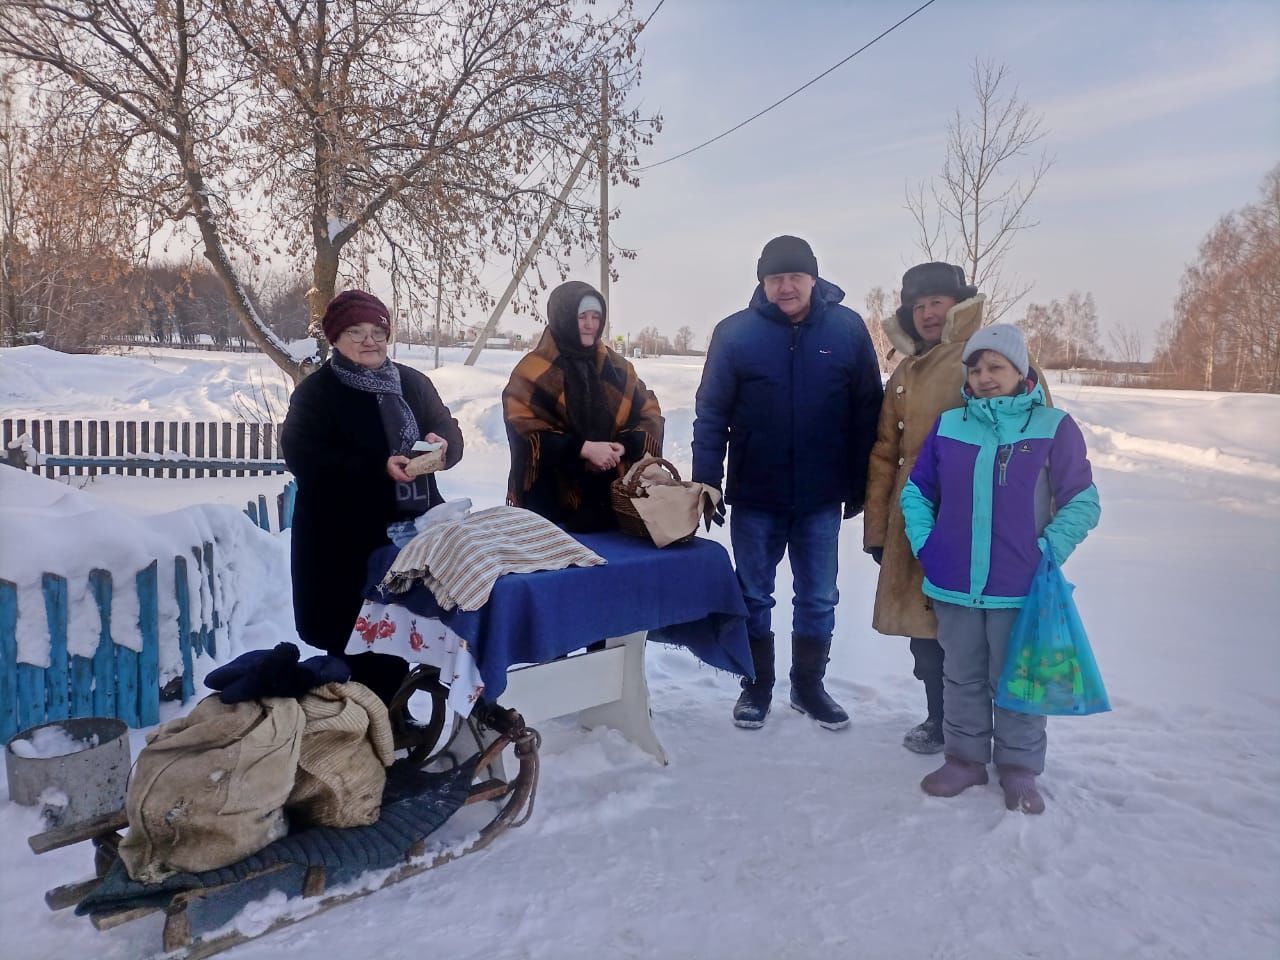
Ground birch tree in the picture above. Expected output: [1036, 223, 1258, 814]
[1158, 168, 1280, 393]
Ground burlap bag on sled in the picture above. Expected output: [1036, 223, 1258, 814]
[287, 681, 396, 828]
[118, 696, 304, 883]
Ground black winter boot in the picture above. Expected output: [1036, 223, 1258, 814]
[732, 633, 775, 729]
[788, 635, 849, 731]
[903, 636, 945, 752]
[902, 720, 945, 754]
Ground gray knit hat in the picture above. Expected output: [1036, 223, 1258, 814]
[962, 324, 1029, 377]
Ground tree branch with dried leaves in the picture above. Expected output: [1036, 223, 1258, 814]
[0, 0, 655, 381]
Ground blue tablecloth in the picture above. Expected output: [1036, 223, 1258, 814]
[363, 532, 751, 701]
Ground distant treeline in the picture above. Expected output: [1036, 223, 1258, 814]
[1151, 166, 1279, 393]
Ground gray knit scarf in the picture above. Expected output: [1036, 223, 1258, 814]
[330, 352, 433, 515]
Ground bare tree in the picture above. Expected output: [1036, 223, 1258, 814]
[0, 1, 652, 381]
[634, 325, 668, 356]
[1017, 301, 1065, 368]
[1016, 292, 1101, 369]
[0, 69, 143, 348]
[0, 66, 26, 346]
[673, 324, 694, 355]
[257, 271, 314, 343]
[906, 59, 1052, 323]
[1107, 322, 1145, 367]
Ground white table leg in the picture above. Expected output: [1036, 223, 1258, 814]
[489, 630, 668, 780]
[576, 631, 669, 766]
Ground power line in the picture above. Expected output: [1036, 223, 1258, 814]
[635, 0, 940, 172]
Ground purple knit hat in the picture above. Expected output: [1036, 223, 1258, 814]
[321, 290, 391, 344]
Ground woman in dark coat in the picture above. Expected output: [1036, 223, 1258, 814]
[502, 280, 663, 532]
[282, 290, 463, 702]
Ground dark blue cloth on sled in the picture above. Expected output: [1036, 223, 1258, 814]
[362, 531, 753, 698]
[77, 759, 476, 918]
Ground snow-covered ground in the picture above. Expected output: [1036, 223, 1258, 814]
[1, 344, 1278, 960]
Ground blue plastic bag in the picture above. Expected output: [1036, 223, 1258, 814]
[995, 548, 1110, 716]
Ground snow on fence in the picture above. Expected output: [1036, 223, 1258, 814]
[1, 417, 286, 479]
[0, 544, 222, 742]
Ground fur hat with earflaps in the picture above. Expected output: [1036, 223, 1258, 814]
[894, 262, 979, 334]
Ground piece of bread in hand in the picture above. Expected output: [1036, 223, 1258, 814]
[404, 448, 445, 478]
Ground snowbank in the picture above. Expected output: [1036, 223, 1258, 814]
[0, 466, 292, 683]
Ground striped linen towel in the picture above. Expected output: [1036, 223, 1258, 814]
[381, 506, 606, 611]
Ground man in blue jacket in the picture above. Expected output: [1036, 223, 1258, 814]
[693, 236, 884, 730]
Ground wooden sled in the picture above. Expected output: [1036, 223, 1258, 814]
[29, 700, 539, 959]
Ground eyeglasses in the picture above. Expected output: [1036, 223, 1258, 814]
[342, 327, 388, 343]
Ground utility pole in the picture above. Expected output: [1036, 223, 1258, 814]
[464, 141, 594, 366]
[599, 60, 610, 307]
[433, 254, 443, 370]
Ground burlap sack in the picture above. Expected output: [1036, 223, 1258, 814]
[118, 695, 304, 883]
[287, 681, 396, 828]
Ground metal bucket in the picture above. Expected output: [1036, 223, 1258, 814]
[5, 717, 131, 829]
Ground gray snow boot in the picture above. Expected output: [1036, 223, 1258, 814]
[732, 633, 775, 729]
[788, 635, 849, 731]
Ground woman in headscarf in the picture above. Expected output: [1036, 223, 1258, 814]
[503, 280, 663, 532]
[282, 290, 463, 703]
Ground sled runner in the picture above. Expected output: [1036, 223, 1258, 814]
[28, 697, 539, 959]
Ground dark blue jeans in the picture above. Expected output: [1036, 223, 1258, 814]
[729, 504, 842, 641]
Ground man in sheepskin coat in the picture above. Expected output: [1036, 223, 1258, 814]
[864, 263, 1051, 754]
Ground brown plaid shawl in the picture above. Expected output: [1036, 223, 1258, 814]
[503, 327, 663, 515]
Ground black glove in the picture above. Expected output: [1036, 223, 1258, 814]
[867, 546, 884, 566]
[701, 482, 726, 529]
[843, 498, 864, 520]
[206, 642, 352, 703]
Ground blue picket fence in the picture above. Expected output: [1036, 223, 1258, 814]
[243, 480, 297, 533]
[0, 543, 221, 742]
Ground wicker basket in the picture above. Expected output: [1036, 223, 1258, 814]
[610, 457, 694, 545]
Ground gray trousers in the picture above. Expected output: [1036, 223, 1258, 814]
[935, 601, 1047, 773]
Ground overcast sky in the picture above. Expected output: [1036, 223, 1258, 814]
[445, 0, 1280, 358]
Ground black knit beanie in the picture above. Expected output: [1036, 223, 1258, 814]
[756, 236, 818, 281]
